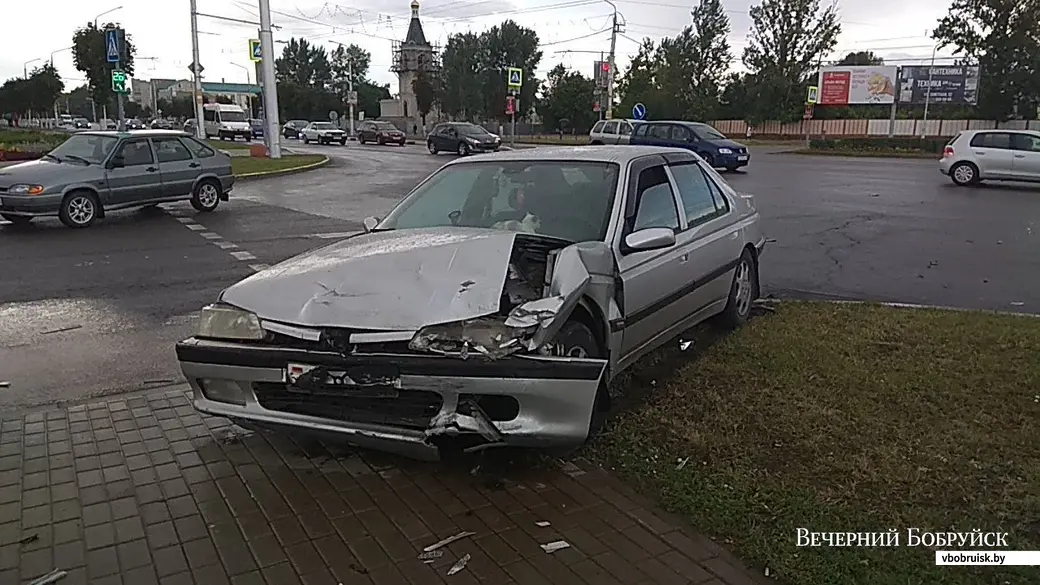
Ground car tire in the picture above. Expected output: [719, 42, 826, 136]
[339, 139, 347, 145]
[303, 136, 309, 144]
[702, 153, 715, 167]
[716, 248, 758, 330]
[191, 180, 221, 213]
[725, 165, 739, 172]
[950, 162, 979, 186]
[545, 320, 610, 438]
[59, 190, 100, 229]
[1, 213, 31, 226]
[457, 142, 469, 156]
[428, 141, 438, 155]
[358, 135, 366, 144]
[377, 136, 385, 145]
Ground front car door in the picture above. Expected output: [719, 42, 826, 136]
[614, 157, 689, 369]
[106, 138, 161, 205]
[968, 131, 1016, 178]
[666, 159, 743, 315]
[628, 122, 650, 146]
[437, 125, 457, 149]
[1010, 132, 1040, 180]
[152, 136, 199, 197]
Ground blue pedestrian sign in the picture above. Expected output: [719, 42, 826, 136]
[632, 103, 646, 120]
[105, 29, 120, 63]
[507, 67, 522, 90]
[249, 39, 262, 62]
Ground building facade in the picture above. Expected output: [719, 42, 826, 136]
[379, 1, 440, 133]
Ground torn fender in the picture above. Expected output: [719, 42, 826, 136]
[505, 241, 614, 351]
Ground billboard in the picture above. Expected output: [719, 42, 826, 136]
[897, 65, 980, 105]
[818, 66, 897, 105]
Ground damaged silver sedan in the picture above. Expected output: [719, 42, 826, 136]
[175, 145, 766, 460]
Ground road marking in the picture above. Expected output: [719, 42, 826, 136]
[230, 250, 257, 261]
[249, 263, 270, 272]
[199, 232, 222, 240]
[214, 240, 238, 250]
[166, 210, 266, 272]
[185, 224, 207, 231]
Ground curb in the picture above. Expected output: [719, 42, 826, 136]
[758, 297, 1038, 318]
[776, 149, 939, 160]
[234, 155, 330, 181]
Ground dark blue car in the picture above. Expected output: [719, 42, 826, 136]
[629, 121, 750, 171]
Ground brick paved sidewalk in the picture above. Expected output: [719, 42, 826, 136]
[0, 386, 771, 585]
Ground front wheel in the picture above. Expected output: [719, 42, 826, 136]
[950, 162, 979, 186]
[191, 180, 221, 212]
[543, 320, 610, 437]
[716, 248, 758, 329]
[457, 142, 470, 156]
[303, 136, 310, 144]
[428, 141, 438, 155]
[359, 135, 366, 144]
[339, 139, 347, 145]
[59, 191, 100, 228]
[702, 153, 715, 168]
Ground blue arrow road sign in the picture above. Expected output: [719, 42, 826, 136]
[105, 29, 120, 63]
[632, 103, 646, 120]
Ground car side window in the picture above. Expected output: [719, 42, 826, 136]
[591, 120, 605, 133]
[203, 109, 216, 122]
[633, 124, 648, 137]
[440, 126, 455, 136]
[1010, 133, 1040, 152]
[670, 163, 726, 226]
[671, 125, 693, 142]
[970, 132, 1012, 149]
[153, 137, 193, 163]
[180, 137, 215, 158]
[648, 124, 671, 140]
[116, 139, 154, 166]
[618, 122, 633, 136]
[603, 121, 618, 135]
[632, 166, 680, 232]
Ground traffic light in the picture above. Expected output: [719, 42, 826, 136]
[111, 70, 128, 94]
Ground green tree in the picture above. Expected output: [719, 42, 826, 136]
[0, 78, 30, 118]
[71, 22, 136, 112]
[64, 85, 94, 117]
[836, 51, 884, 65]
[156, 96, 195, 119]
[616, 38, 665, 119]
[330, 43, 370, 101]
[275, 38, 332, 88]
[26, 64, 65, 114]
[932, 0, 1040, 120]
[742, 0, 841, 121]
[439, 32, 482, 118]
[356, 81, 390, 119]
[655, 0, 732, 121]
[412, 71, 436, 128]
[538, 64, 596, 132]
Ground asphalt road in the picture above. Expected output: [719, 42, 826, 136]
[1, 141, 1038, 411]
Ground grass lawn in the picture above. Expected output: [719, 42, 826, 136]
[591, 301, 1039, 585]
[231, 154, 326, 176]
[789, 148, 939, 159]
[206, 139, 252, 150]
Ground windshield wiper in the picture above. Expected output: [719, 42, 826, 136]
[42, 153, 62, 162]
[64, 155, 90, 165]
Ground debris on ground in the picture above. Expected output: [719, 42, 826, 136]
[535, 521, 551, 527]
[0, 381, 10, 389]
[676, 456, 691, 471]
[447, 553, 471, 576]
[28, 569, 67, 585]
[349, 564, 368, 575]
[540, 540, 571, 553]
[418, 550, 444, 563]
[40, 325, 82, 335]
[423, 531, 476, 552]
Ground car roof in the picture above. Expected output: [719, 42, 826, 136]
[963, 128, 1037, 135]
[443, 145, 695, 166]
[75, 130, 191, 138]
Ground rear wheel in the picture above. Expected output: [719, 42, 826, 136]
[191, 180, 221, 212]
[457, 142, 470, 156]
[359, 135, 366, 144]
[951, 162, 979, 186]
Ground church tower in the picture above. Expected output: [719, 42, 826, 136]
[391, 1, 439, 131]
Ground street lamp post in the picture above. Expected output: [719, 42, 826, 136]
[328, 41, 355, 137]
[94, 6, 122, 27]
[23, 58, 40, 78]
[230, 62, 253, 116]
[50, 47, 74, 122]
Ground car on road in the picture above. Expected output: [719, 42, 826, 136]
[126, 119, 146, 130]
[73, 118, 90, 129]
[588, 119, 637, 145]
[357, 120, 406, 146]
[204, 104, 252, 141]
[249, 118, 265, 139]
[150, 118, 174, 130]
[0, 130, 233, 229]
[174, 145, 765, 460]
[427, 122, 501, 155]
[940, 129, 1040, 186]
[629, 121, 750, 171]
[281, 119, 310, 139]
[100, 119, 117, 130]
[300, 122, 347, 145]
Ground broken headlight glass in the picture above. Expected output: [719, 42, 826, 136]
[196, 303, 264, 341]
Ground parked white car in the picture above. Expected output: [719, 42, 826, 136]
[940, 129, 1040, 186]
[300, 122, 347, 145]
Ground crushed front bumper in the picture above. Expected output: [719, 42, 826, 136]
[175, 337, 607, 461]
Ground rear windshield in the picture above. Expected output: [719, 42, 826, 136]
[311, 122, 335, 130]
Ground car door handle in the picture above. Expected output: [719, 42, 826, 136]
[679, 253, 689, 263]
[974, 151, 985, 155]
[1013, 154, 1025, 158]
[189, 162, 201, 167]
[145, 166, 157, 172]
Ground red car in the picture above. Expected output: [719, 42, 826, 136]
[357, 120, 406, 146]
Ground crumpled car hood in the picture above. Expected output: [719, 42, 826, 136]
[220, 227, 517, 330]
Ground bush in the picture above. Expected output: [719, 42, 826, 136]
[809, 136, 950, 153]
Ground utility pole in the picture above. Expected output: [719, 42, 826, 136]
[348, 59, 355, 137]
[189, 0, 205, 139]
[258, 0, 282, 158]
[921, 42, 937, 137]
[605, 0, 618, 120]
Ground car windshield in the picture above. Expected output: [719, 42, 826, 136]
[219, 110, 247, 122]
[74, 118, 88, 123]
[379, 160, 621, 243]
[49, 134, 119, 164]
[693, 123, 727, 140]
[291, 120, 308, 127]
[456, 124, 490, 137]
[312, 122, 335, 130]
[374, 122, 397, 130]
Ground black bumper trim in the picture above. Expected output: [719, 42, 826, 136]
[176, 338, 604, 380]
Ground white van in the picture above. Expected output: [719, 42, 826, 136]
[203, 103, 251, 141]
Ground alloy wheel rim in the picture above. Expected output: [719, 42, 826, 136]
[954, 165, 973, 183]
[735, 260, 752, 316]
[198, 184, 218, 208]
[68, 196, 94, 224]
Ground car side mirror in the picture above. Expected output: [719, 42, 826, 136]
[362, 216, 380, 232]
[624, 227, 676, 253]
[107, 156, 125, 169]
[448, 210, 461, 225]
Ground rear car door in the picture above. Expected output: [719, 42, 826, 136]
[1010, 133, 1040, 180]
[106, 138, 162, 205]
[601, 121, 619, 144]
[667, 161, 742, 313]
[617, 121, 634, 144]
[616, 159, 689, 363]
[152, 136, 199, 197]
[968, 132, 1015, 178]
[589, 120, 605, 143]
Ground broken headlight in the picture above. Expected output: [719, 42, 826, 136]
[409, 318, 526, 359]
[197, 303, 264, 341]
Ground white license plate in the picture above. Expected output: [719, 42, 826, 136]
[738, 155, 748, 161]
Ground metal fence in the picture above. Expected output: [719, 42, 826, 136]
[712, 118, 1040, 139]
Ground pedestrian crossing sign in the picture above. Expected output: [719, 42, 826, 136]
[507, 67, 522, 90]
[249, 39, 262, 62]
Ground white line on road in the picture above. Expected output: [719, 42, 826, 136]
[248, 263, 270, 272]
[166, 212, 265, 272]
[230, 250, 257, 261]
[214, 240, 238, 250]
[199, 232, 222, 240]
[185, 224, 207, 231]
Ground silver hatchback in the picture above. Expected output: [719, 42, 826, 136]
[589, 119, 637, 145]
[0, 130, 234, 228]
[940, 129, 1040, 186]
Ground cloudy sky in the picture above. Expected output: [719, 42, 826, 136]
[4, 0, 956, 95]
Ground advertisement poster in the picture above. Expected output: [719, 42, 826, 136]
[897, 65, 980, 105]
[818, 66, 898, 105]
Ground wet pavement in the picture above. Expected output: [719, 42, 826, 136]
[2, 141, 1039, 409]
[0, 386, 768, 585]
